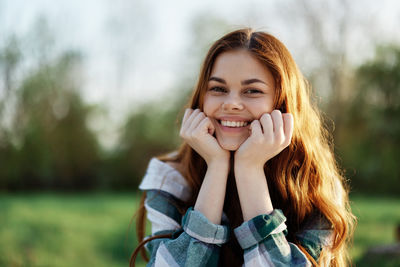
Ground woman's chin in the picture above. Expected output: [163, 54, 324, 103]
[222, 144, 239, 151]
[218, 138, 244, 151]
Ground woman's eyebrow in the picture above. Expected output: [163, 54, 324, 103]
[209, 77, 226, 84]
[241, 78, 266, 85]
[209, 76, 266, 85]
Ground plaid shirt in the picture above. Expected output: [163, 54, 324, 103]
[139, 158, 333, 267]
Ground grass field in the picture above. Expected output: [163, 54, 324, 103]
[0, 193, 399, 267]
[350, 195, 400, 266]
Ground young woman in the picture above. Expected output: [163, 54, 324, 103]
[131, 28, 355, 267]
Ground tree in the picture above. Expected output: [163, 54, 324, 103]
[338, 45, 400, 194]
[0, 47, 101, 190]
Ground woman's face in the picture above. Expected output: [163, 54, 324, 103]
[203, 49, 276, 151]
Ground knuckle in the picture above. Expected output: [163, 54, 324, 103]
[196, 112, 204, 119]
[251, 120, 260, 128]
[272, 109, 281, 116]
[262, 113, 271, 119]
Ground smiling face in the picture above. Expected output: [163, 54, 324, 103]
[203, 49, 276, 151]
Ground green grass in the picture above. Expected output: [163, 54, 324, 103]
[350, 194, 400, 266]
[0, 193, 147, 267]
[0, 193, 399, 266]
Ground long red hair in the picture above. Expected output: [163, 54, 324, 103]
[131, 28, 355, 266]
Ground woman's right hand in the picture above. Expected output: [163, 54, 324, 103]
[180, 108, 230, 165]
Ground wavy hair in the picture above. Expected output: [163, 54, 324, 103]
[131, 28, 355, 267]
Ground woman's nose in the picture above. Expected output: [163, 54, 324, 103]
[222, 94, 244, 111]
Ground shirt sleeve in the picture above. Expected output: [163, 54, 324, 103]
[233, 209, 333, 267]
[143, 190, 230, 267]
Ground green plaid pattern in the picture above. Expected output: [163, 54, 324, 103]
[234, 209, 332, 265]
[182, 207, 230, 245]
[145, 191, 227, 266]
[140, 159, 333, 266]
[146, 190, 182, 224]
[234, 209, 286, 250]
[143, 190, 332, 266]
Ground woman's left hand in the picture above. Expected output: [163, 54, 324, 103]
[235, 110, 293, 169]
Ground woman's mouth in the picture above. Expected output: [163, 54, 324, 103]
[216, 119, 251, 133]
[219, 120, 249, 127]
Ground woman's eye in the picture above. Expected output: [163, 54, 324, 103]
[209, 87, 227, 93]
[245, 89, 263, 94]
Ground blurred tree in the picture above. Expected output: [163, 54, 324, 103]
[0, 35, 22, 190]
[0, 15, 104, 191]
[0, 38, 99, 190]
[0, 35, 20, 112]
[0, 48, 101, 191]
[0, 35, 20, 137]
[105, 94, 184, 190]
[338, 45, 400, 194]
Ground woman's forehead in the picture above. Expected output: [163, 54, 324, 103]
[209, 50, 274, 86]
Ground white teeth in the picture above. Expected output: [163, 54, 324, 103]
[220, 120, 248, 127]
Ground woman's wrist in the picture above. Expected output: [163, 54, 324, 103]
[194, 157, 229, 224]
[207, 155, 230, 170]
[207, 158, 230, 176]
[234, 163, 274, 221]
[234, 161, 264, 178]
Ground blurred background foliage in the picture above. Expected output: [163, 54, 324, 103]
[0, 0, 399, 266]
[1, 25, 399, 195]
[338, 45, 400, 195]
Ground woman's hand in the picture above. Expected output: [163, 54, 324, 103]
[235, 110, 293, 170]
[180, 108, 230, 165]
[234, 110, 293, 220]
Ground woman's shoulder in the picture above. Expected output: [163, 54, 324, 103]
[138, 157, 191, 202]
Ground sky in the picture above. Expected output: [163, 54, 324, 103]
[1, 0, 400, 123]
